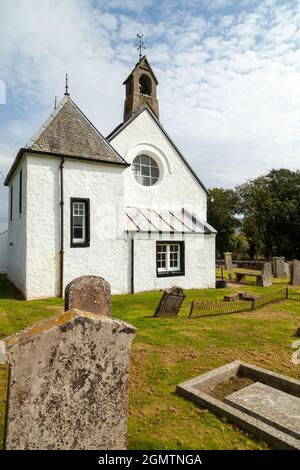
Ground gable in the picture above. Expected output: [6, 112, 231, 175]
[108, 106, 208, 194]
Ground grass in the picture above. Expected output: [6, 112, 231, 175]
[0, 273, 300, 449]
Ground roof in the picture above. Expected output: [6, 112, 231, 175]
[126, 207, 216, 234]
[123, 56, 158, 85]
[5, 96, 129, 186]
[107, 105, 208, 194]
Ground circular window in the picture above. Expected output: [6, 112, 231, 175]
[132, 155, 159, 186]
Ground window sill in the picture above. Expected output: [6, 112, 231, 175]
[157, 271, 185, 278]
[70, 242, 90, 248]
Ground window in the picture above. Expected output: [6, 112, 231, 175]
[132, 155, 159, 186]
[19, 170, 22, 214]
[156, 241, 185, 277]
[70, 198, 90, 247]
[10, 185, 13, 222]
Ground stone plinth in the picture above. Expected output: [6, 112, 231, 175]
[2, 310, 136, 450]
[225, 382, 300, 440]
[65, 275, 112, 316]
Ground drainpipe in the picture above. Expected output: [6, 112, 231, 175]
[131, 236, 134, 294]
[59, 156, 65, 298]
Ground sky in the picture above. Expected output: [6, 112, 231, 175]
[1, 0, 300, 231]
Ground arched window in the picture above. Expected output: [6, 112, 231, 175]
[132, 155, 159, 186]
[139, 74, 152, 96]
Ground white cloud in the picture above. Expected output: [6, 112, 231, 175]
[1, 0, 300, 230]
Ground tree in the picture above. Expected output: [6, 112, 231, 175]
[207, 188, 239, 258]
[237, 169, 300, 259]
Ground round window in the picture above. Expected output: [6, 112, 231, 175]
[132, 155, 159, 186]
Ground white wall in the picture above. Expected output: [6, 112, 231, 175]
[132, 233, 215, 293]
[110, 109, 208, 220]
[25, 154, 128, 299]
[0, 230, 8, 272]
[7, 158, 27, 293]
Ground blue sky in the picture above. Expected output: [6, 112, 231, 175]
[1, 0, 300, 231]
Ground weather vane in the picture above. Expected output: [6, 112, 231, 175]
[136, 33, 145, 60]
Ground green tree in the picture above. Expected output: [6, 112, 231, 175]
[207, 188, 239, 258]
[237, 169, 300, 259]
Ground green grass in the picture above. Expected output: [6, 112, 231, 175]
[0, 273, 300, 449]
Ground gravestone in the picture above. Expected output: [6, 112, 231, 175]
[284, 262, 290, 278]
[1, 276, 136, 450]
[223, 252, 233, 270]
[154, 286, 185, 317]
[1, 310, 136, 450]
[261, 262, 272, 287]
[65, 275, 112, 316]
[290, 259, 300, 286]
[224, 382, 300, 440]
[272, 256, 285, 278]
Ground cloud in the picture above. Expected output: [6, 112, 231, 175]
[1, 0, 300, 230]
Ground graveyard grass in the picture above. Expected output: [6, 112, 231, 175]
[0, 272, 300, 450]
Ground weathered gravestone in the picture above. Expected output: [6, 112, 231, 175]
[272, 256, 286, 278]
[261, 262, 272, 287]
[65, 275, 111, 316]
[290, 259, 300, 286]
[284, 262, 290, 278]
[1, 277, 136, 450]
[154, 286, 185, 318]
[223, 252, 233, 270]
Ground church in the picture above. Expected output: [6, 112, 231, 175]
[4, 56, 216, 299]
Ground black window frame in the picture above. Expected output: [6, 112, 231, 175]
[19, 169, 22, 214]
[70, 198, 90, 248]
[10, 185, 13, 222]
[156, 240, 185, 278]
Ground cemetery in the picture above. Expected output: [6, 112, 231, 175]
[0, 265, 299, 450]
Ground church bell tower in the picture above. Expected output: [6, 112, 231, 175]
[123, 55, 159, 123]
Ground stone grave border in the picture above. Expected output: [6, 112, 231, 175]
[176, 360, 300, 450]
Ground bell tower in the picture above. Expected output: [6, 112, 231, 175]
[123, 55, 159, 122]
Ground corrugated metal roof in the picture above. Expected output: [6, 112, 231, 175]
[126, 207, 216, 234]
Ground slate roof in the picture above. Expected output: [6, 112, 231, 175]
[126, 207, 216, 234]
[5, 96, 128, 185]
[26, 96, 126, 163]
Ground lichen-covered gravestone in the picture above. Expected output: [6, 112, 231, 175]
[1, 277, 136, 450]
[261, 262, 272, 287]
[290, 260, 300, 286]
[64, 275, 111, 316]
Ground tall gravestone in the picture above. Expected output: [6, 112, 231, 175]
[261, 262, 272, 287]
[1, 277, 136, 450]
[273, 256, 285, 278]
[290, 260, 300, 286]
[65, 275, 112, 316]
[224, 252, 233, 270]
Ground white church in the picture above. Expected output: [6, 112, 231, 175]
[4, 56, 216, 299]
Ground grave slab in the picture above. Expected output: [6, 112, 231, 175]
[224, 381, 300, 440]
